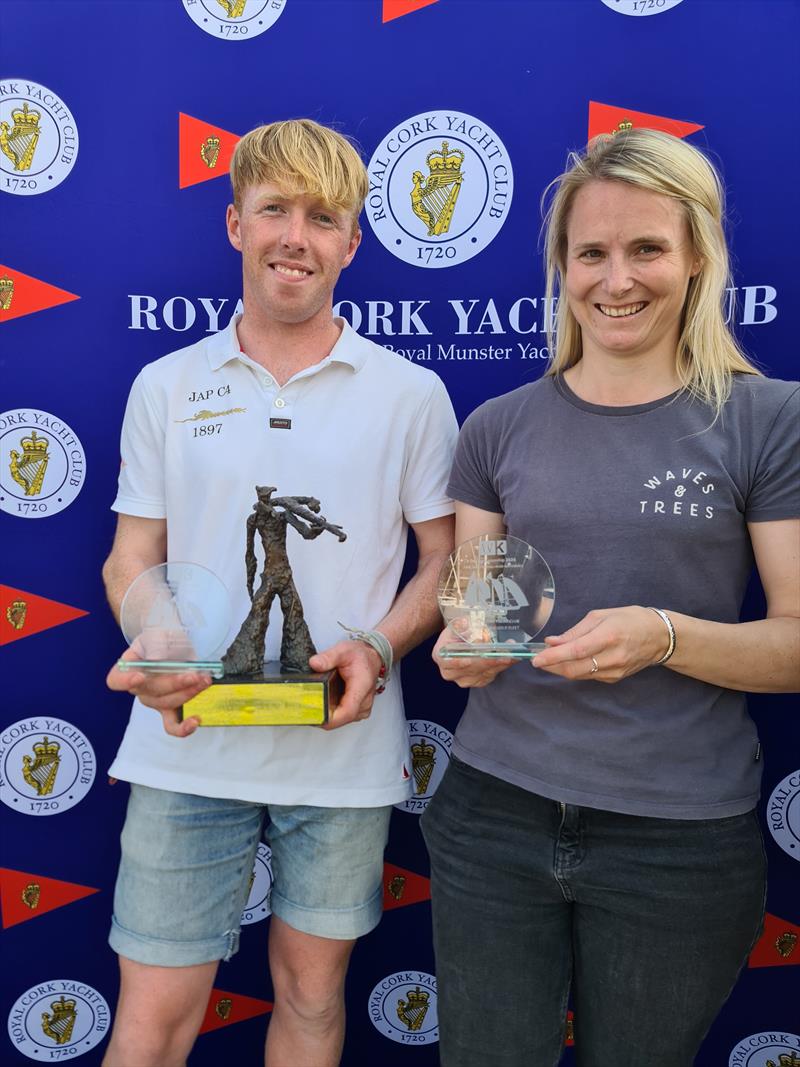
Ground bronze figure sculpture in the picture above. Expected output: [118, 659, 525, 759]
[222, 486, 346, 675]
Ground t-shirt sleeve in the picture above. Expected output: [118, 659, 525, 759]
[111, 367, 167, 518]
[400, 373, 459, 524]
[447, 401, 503, 514]
[746, 384, 800, 522]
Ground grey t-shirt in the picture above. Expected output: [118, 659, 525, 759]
[448, 373, 799, 819]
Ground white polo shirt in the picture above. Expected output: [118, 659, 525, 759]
[109, 315, 458, 806]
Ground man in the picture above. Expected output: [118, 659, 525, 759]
[102, 119, 457, 1067]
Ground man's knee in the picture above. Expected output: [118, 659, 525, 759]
[104, 957, 216, 1066]
[269, 923, 354, 1027]
[273, 967, 345, 1028]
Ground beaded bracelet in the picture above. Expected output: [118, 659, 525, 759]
[338, 622, 393, 694]
[647, 607, 676, 665]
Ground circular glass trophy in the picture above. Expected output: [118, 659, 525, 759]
[437, 534, 555, 658]
[117, 562, 231, 678]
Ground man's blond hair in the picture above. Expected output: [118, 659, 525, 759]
[230, 119, 368, 228]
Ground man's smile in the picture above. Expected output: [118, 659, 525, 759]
[271, 262, 313, 278]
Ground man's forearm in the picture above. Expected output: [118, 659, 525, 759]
[102, 517, 169, 625]
[102, 551, 157, 624]
[374, 518, 455, 661]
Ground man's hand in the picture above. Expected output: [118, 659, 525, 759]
[309, 640, 384, 729]
[432, 627, 516, 688]
[106, 648, 212, 737]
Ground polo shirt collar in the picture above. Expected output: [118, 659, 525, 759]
[205, 314, 369, 374]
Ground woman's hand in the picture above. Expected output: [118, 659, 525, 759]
[432, 627, 516, 688]
[532, 606, 669, 683]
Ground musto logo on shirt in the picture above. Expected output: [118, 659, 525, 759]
[767, 771, 800, 861]
[8, 980, 110, 1061]
[0, 409, 86, 518]
[396, 720, 453, 814]
[0, 718, 96, 816]
[638, 464, 716, 520]
[368, 971, 438, 1045]
[728, 1031, 800, 1067]
[241, 843, 273, 925]
[367, 110, 513, 268]
[0, 80, 78, 196]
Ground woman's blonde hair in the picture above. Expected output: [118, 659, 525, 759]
[542, 128, 759, 413]
[230, 119, 368, 230]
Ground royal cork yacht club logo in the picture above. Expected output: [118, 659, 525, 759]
[182, 0, 287, 41]
[600, 0, 685, 15]
[7, 980, 110, 1061]
[368, 971, 438, 1045]
[728, 1033, 800, 1067]
[0, 80, 78, 196]
[240, 843, 273, 925]
[0, 409, 86, 518]
[0, 717, 96, 816]
[395, 720, 453, 814]
[367, 110, 513, 268]
[767, 770, 800, 862]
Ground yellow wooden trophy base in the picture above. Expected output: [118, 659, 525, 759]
[182, 662, 342, 726]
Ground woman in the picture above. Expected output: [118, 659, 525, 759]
[421, 129, 799, 1066]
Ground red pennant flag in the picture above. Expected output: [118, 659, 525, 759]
[198, 988, 273, 1034]
[179, 113, 240, 190]
[565, 1009, 574, 1046]
[382, 862, 431, 911]
[748, 912, 800, 968]
[588, 101, 704, 142]
[0, 585, 88, 646]
[0, 868, 99, 929]
[0, 265, 79, 324]
[383, 0, 440, 22]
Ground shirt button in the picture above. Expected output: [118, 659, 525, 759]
[274, 397, 286, 409]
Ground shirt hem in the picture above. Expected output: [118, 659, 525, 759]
[107, 760, 413, 808]
[404, 501, 455, 523]
[111, 497, 166, 519]
[452, 740, 759, 821]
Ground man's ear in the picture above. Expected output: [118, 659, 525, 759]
[342, 226, 362, 269]
[226, 203, 242, 251]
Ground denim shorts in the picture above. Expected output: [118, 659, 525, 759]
[109, 785, 392, 967]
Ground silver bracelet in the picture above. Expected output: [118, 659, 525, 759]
[648, 607, 676, 665]
[338, 622, 393, 693]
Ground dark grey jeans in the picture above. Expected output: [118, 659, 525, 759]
[421, 756, 766, 1067]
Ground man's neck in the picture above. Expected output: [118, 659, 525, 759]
[235, 311, 343, 387]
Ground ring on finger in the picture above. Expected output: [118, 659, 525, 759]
[590, 656, 599, 674]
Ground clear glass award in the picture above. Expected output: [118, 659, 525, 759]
[117, 562, 230, 678]
[437, 534, 555, 658]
